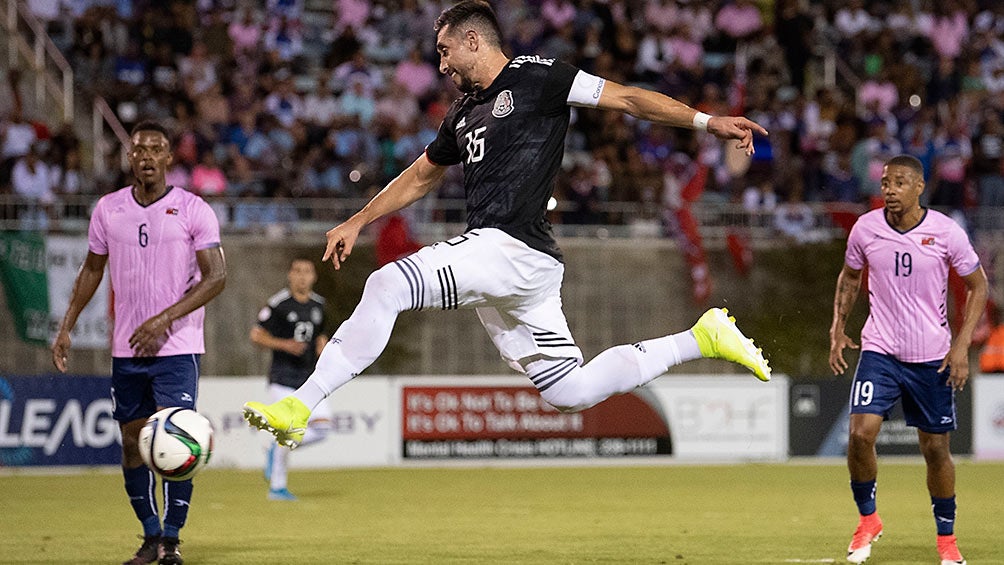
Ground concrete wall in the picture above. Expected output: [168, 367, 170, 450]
[3, 234, 1001, 378]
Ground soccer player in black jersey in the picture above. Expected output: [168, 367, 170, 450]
[250, 257, 330, 499]
[244, 0, 771, 449]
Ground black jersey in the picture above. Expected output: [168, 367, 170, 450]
[425, 56, 581, 261]
[257, 289, 326, 388]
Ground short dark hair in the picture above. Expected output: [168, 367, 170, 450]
[435, 1, 503, 48]
[130, 120, 171, 141]
[289, 256, 315, 269]
[886, 154, 924, 179]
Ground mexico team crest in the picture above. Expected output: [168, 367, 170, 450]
[492, 90, 514, 118]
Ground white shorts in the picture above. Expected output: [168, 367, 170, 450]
[392, 228, 582, 371]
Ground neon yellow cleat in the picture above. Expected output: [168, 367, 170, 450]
[242, 397, 311, 449]
[692, 307, 771, 382]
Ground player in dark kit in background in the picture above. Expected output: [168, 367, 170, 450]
[251, 257, 330, 501]
[244, 0, 771, 451]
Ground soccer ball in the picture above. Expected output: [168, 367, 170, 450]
[139, 407, 214, 481]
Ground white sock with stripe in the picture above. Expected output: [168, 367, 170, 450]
[529, 331, 701, 412]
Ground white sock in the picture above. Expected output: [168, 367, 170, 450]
[635, 330, 702, 373]
[530, 330, 702, 413]
[269, 446, 288, 491]
[292, 265, 409, 411]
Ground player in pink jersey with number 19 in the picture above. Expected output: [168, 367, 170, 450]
[51, 121, 226, 565]
[829, 155, 988, 565]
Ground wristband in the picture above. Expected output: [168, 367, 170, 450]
[692, 112, 711, 131]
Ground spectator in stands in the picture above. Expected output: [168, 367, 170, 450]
[225, 111, 261, 159]
[773, 188, 818, 243]
[334, 0, 369, 35]
[72, 40, 113, 96]
[301, 78, 339, 128]
[928, 57, 962, 106]
[902, 107, 938, 180]
[851, 119, 902, 203]
[304, 147, 345, 196]
[929, 122, 972, 213]
[508, 17, 542, 56]
[331, 50, 381, 94]
[374, 82, 420, 131]
[834, 0, 878, 42]
[201, 7, 234, 62]
[929, 0, 969, 60]
[775, 0, 813, 90]
[195, 82, 231, 131]
[885, 2, 932, 47]
[229, 8, 263, 55]
[22, 0, 1004, 240]
[191, 151, 228, 197]
[1, 110, 38, 165]
[858, 68, 899, 123]
[268, 0, 304, 20]
[51, 146, 92, 196]
[394, 46, 438, 100]
[822, 153, 861, 203]
[11, 143, 58, 230]
[244, 114, 293, 172]
[264, 14, 305, 64]
[635, 28, 674, 83]
[264, 73, 304, 128]
[113, 42, 147, 96]
[973, 109, 1004, 211]
[540, 0, 576, 33]
[715, 0, 764, 44]
[338, 75, 376, 127]
[540, 22, 577, 62]
[179, 41, 218, 99]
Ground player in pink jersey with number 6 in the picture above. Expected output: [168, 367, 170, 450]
[52, 121, 226, 565]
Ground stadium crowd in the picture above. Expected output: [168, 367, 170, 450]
[2, 0, 1004, 234]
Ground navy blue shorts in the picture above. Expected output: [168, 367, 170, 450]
[849, 350, 957, 433]
[111, 354, 201, 423]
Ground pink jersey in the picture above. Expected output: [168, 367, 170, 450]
[88, 186, 221, 357]
[845, 208, 980, 363]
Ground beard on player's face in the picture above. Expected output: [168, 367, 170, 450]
[455, 72, 477, 93]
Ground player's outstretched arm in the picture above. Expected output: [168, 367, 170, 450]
[129, 245, 226, 356]
[323, 153, 447, 270]
[52, 252, 108, 372]
[594, 81, 768, 156]
[939, 266, 989, 391]
[829, 263, 863, 375]
[250, 325, 307, 356]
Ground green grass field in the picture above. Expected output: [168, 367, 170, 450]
[2, 460, 1002, 564]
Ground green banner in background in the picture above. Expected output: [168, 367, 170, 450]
[0, 232, 109, 348]
[0, 232, 49, 345]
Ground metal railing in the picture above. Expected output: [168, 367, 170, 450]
[91, 96, 131, 175]
[2, 1, 130, 174]
[3, 0, 73, 122]
[5, 194, 1000, 244]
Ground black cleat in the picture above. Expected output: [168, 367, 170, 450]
[123, 535, 161, 565]
[159, 537, 183, 565]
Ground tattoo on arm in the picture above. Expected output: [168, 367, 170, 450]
[832, 269, 861, 331]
